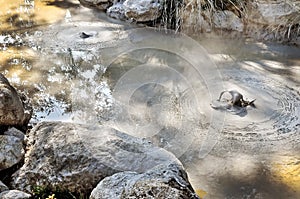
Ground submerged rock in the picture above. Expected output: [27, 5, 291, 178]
[0, 135, 24, 171]
[0, 190, 31, 199]
[0, 74, 32, 128]
[11, 122, 180, 194]
[90, 163, 199, 199]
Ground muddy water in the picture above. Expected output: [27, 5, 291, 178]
[0, 1, 299, 199]
[185, 40, 300, 199]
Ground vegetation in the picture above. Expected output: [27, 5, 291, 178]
[179, 0, 300, 42]
[32, 185, 88, 199]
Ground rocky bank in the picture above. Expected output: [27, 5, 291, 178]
[78, 0, 300, 44]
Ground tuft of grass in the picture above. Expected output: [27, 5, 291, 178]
[32, 185, 88, 199]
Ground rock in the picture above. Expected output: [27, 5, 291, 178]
[0, 73, 32, 127]
[12, 122, 180, 195]
[107, 3, 126, 21]
[255, 1, 297, 24]
[0, 190, 31, 199]
[212, 10, 243, 32]
[0, 135, 24, 171]
[18, 92, 33, 128]
[79, 0, 113, 10]
[4, 127, 25, 140]
[0, 180, 9, 192]
[123, 0, 164, 22]
[245, 0, 300, 41]
[90, 163, 199, 199]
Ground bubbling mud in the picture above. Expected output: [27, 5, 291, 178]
[0, 4, 299, 196]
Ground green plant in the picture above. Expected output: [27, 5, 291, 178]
[32, 185, 89, 199]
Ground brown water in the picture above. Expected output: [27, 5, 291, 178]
[0, 1, 299, 199]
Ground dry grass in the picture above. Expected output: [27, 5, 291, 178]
[177, 0, 299, 42]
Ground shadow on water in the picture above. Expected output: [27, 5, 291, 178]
[215, 164, 296, 199]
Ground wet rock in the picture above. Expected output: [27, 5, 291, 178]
[0, 180, 9, 192]
[212, 10, 244, 32]
[123, 0, 164, 22]
[79, 0, 113, 10]
[0, 135, 24, 171]
[0, 74, 32, 127]
[4, 127, 25, 140]
[0, 190, 31, 199]
[12, 122, 180, 194]
[90, 163, 199, 199]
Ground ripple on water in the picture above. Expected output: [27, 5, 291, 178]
[220, 67, 299, 148]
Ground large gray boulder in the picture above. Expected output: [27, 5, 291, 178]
[0, 135, 24, 171]
[90, 163, 199, 199]
[0, 190, 31, 199]
[123, 0, 164, 22]
[0, 73, 32, 127]
[11, 122, 180, 194]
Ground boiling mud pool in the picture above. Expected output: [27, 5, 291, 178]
[0, 1, 299, 198]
